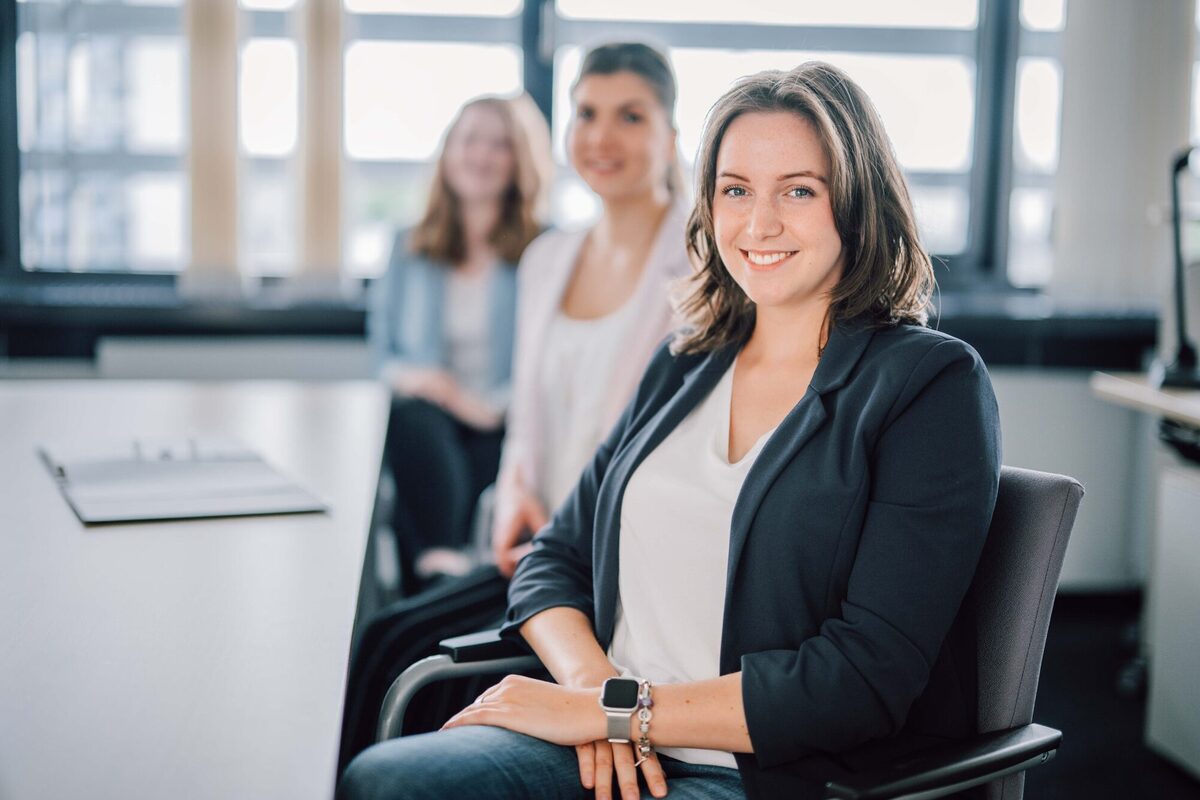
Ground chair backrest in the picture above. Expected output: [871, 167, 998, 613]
[964, 466, 1084, 799]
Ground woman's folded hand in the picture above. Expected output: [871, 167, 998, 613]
[442, 675, 668, 800]
[491, 484, 548, 577]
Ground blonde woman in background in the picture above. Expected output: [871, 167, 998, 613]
[368, 93, 550, 594]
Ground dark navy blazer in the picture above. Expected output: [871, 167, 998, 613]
[502, 318, 1002, 799]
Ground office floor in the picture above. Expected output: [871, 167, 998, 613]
[1027, 593, 1200, 799]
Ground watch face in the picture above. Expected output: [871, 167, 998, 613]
[601, 678, 639, 709]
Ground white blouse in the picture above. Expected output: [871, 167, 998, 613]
[443, 263, 496, 402]
[608, 359, 775, 769]
[535, 300, 637, 512]
[496, 199, 693, 508]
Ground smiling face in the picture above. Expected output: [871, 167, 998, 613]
[712, 110, 844, 315]
[567, 70, 676, 203]
[442, 103, 516, 205]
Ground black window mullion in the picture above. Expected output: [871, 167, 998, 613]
[960, 0, 1020, 289]
[523, 0, 554, 125]
[1, 0, 21, 280]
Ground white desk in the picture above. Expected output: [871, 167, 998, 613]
[1090, 372, 1200, 782]
[0, 380, 389, 800]
[1089, 371, 1200, 427]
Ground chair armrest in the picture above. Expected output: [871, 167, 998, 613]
[439, 628, 528, 662]
[375, 629, 543, 742]
[823, 723, 1061, 800]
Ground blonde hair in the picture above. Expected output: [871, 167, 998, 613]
[410, 94, 549, 266]
[674, 62, 934, 354]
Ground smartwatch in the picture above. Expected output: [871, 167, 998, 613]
[598, 677, 640, 743]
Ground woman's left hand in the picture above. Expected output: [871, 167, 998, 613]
[441, 675, 604, 747]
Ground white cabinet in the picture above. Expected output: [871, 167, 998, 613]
[1146, 464, 1200, 780]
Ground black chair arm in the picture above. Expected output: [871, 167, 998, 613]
[438, 628, 528, 662]
[823, 723, 1061, 800]
[376, 629, 542, 742]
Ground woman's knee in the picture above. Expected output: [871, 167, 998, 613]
[337, 740, 398, 800]
[336, 728, 583, 800]
[338, 737, 440, 800]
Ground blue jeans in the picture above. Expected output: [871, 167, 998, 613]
[338, 726, 747, 800]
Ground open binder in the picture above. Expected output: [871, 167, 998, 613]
[38, 437, 328, 524]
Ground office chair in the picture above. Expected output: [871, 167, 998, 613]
[338, 482, 511, 773]
[373, 466, 1083, 800]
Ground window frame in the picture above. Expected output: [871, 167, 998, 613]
[0, 0, 1036, 299]
[544, 1, 1021, 289]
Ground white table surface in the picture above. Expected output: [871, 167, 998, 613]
[1090, 371, 1200, 427]
[0, 380, 389, 800]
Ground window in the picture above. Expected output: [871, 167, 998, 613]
[1007, 0, 1065, 288]
[15, 0, 188, 273]
[550, 1, 984, 262]
[239, 2, 301, 275]
[341, 3, 524, 277]
[2, 0, 1069, 295]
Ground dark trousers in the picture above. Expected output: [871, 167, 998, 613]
[383, 396, 503, 593]
[338, 565, 512, 775]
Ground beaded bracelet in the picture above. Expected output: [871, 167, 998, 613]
[634, 680, 654, 766]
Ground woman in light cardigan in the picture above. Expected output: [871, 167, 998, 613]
[487, 41, 692, 575]
[368, 94, 548, 592]
[491, 196, 691, 575]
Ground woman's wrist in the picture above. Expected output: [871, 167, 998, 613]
[563, 665, 618, 690]
[585, 680, 655, 748]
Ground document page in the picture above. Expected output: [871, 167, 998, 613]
[38, 437, 327, 524]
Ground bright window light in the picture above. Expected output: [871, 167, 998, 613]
[239, 38, 299, 157]
[1021, 0, 1066, 32]
[127, 172, 186, 269]
[241, 167, 297, 275]
[910, 185, 969, 254]
[345, 0, 522, 15]
[679, 49, 976, 173]
[1014, 57, 1061, 174]
[240, 0, 297, 9]
[557, 0, 977, 28]
[556, 46, 975, 173]
[344, 41, 521, 161]
[126, 37, 186, 153]
[15, 33, 36, 151]
[1008, 187, 1054, 288]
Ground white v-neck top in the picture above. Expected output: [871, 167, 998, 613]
[443, 262, 496, 401]
[535, 299, 638, 511]
[608, 360, 775, 769]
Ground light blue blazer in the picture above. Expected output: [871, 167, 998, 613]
[367, 231, 518, 413]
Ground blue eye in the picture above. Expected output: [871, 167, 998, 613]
[788, 186, 814, 199]
[721, 186, 748, 198]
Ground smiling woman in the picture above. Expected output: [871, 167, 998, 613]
[677, 62, 933, 357]
[341, 61, 1000, 800]
[712, 112, 845, 314]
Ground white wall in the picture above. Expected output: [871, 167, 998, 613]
[991, 368, 1154, 591]
[1051, 0, 1195, 309]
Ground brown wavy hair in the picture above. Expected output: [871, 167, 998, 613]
[674, 62, 934, 354]
[410, 94, 550, 266]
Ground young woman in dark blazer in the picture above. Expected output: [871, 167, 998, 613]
[341, 61, 1001, 800]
